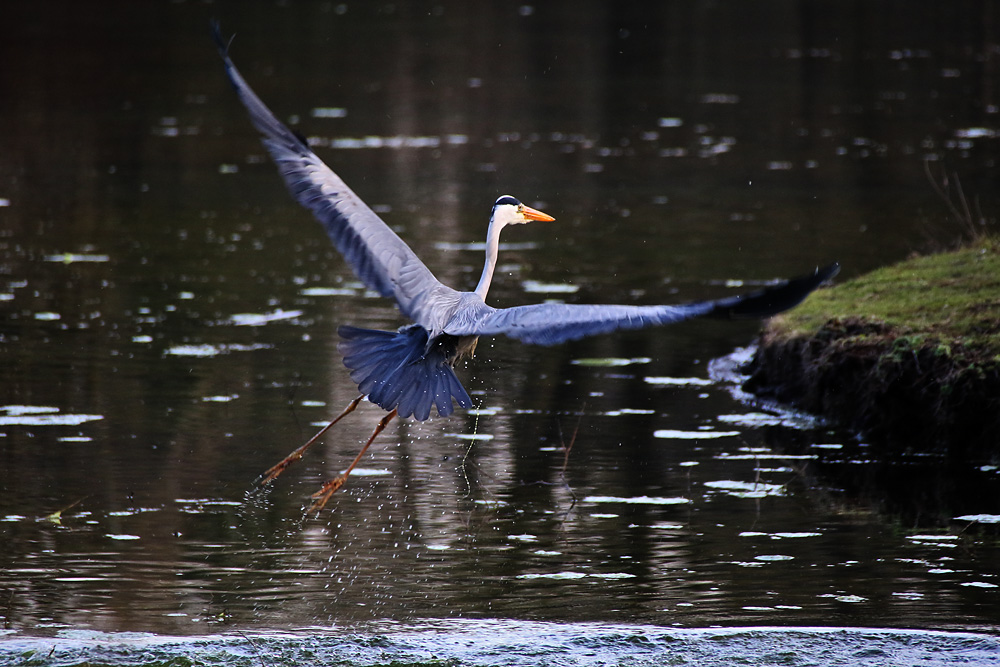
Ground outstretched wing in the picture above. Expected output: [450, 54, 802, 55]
[445, 264, 839, 346]
[214, 26, 455, 327]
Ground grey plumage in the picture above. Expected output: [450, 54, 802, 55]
[215, 27, 839, 423]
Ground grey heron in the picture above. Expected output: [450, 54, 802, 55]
[214, 29, 839, 511]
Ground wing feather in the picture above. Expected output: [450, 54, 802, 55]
[445, 264, 839, 346]
[215, 27, 453, 326]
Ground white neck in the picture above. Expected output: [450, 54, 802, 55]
[474, 219, 505, 300]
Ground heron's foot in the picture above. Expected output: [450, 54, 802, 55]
[261, 454, 301, 484]
[308, 476, 347, 513]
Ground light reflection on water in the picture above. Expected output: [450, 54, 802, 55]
[3, 623, 999, 667]
[1, 0, 999, 645]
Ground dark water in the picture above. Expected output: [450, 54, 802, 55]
[2, 0, 999, 662]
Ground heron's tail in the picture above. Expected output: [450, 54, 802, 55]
[337, 325, 473, 421]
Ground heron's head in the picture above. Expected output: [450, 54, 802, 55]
[491, 195, 555, 228]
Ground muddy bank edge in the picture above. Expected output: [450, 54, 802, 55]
[744, 240, 1000, 461]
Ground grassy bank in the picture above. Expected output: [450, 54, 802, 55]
[745, 239, 1000, 460]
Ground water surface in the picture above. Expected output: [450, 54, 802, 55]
[1, 0, 998, 651]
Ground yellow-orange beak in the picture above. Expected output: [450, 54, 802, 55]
[521, 204, 555, 222]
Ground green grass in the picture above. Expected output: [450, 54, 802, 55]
[748, 239, 1000, 459]
[771, 238, 1000, 353]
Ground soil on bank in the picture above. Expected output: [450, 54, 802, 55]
[745, 239, 1000, 462]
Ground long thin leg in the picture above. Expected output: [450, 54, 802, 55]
[260, 393, 365, 484]
[308, 408, 398, 513]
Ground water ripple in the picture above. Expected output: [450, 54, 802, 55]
[2, 623, 997, 667]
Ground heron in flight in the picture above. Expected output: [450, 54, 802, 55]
[214, 29, 839, 511]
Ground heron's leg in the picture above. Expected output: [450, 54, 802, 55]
[261, 393, 365, 484]
[308, 408, 398, 513]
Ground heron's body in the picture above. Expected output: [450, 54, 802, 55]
[339, 325, 475, 422]
[214, 27, 839, 510]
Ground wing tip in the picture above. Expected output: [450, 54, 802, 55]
[210, 20, 233, 59]
[817, 261, 841, 283]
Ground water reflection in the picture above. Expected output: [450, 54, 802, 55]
[1, 0, 999, 638]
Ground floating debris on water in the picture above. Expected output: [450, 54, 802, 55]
[0, 406, 103, 427]
[44, 253, 111, 263]
[165, 343, 272, 357]
[571, 357, 651, 367]
[603, 408, 656, 416]
[229, 309, 303, 326]
[174, 498, 243, 514]
[309, 135, 442, 149]
[704, 480, 785, 498]
[299, 286, 358, 296]
[654, 429, 739, 439]
[954, 514, 1000, 524]
[202, 394, 238, 403]
[906, 535, 960, 546]
[348, 468, 392, 477]
[644, 376, 713, 386]
[311, 107, 347, 118]
[521, 280, 580, 294]
[584, 495, 690, 505]
[717, 412, 786, 427]
[466, 407, 501, 416]
[715, 451, 815, 461]
[700, 93, 740, 104]
[954, 127, 995, 139]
